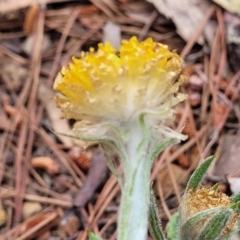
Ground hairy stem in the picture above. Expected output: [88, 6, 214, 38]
[117, 155, 151, 240]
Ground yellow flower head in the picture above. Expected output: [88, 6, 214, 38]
[181, 185, 240, 237]
[54, 37, 186, 125]
[184, 186, 231, 217]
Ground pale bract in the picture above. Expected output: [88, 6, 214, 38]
[53, 36, 187, 142]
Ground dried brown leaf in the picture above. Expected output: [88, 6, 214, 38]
[214, 0, 240, 15]
[146, 0, 217, 45]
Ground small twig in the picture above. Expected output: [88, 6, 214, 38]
[0, 45, 28, 65]
[46, 7, 80, 88]
[138, 10, 158, 41]
[151, 126, 207, 180]
[157, 179, 171, 220]
[99, 213, 117, 235]
[34, 127, 82, 187]
[166, 151, 181, 203]
[90, 0, 114, 18]
[15, 212, 58, 240]
[24, 194, 71, 207]
[180, 6, 216, 59]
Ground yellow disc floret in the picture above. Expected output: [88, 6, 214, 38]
[54, 36, 186, 123]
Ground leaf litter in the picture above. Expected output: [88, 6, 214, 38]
[0, 0, 240, 239]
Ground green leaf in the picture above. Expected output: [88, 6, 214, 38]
[231, 201, 240, 213]
[148, 188, 167, 240]
[181, 207, 224, 239]
[197, 208, 233, 240]
[231, 192, 240, 203]
[185, 156, 215, 192]
[212, 183, 220, 191]
[167, 212, 180, 240]
[88, 231, 103, 240]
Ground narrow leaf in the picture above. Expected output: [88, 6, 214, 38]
[198, 208, 233, 240]
[231, 192, 240, 203]
[181, 207, 223, 238]
[212, 183, 220, 192]
[185, 156, 214, 192]
[167, 212, 180, 240]
[148, 188, 167, 240]
[231, 201, 240, 213]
